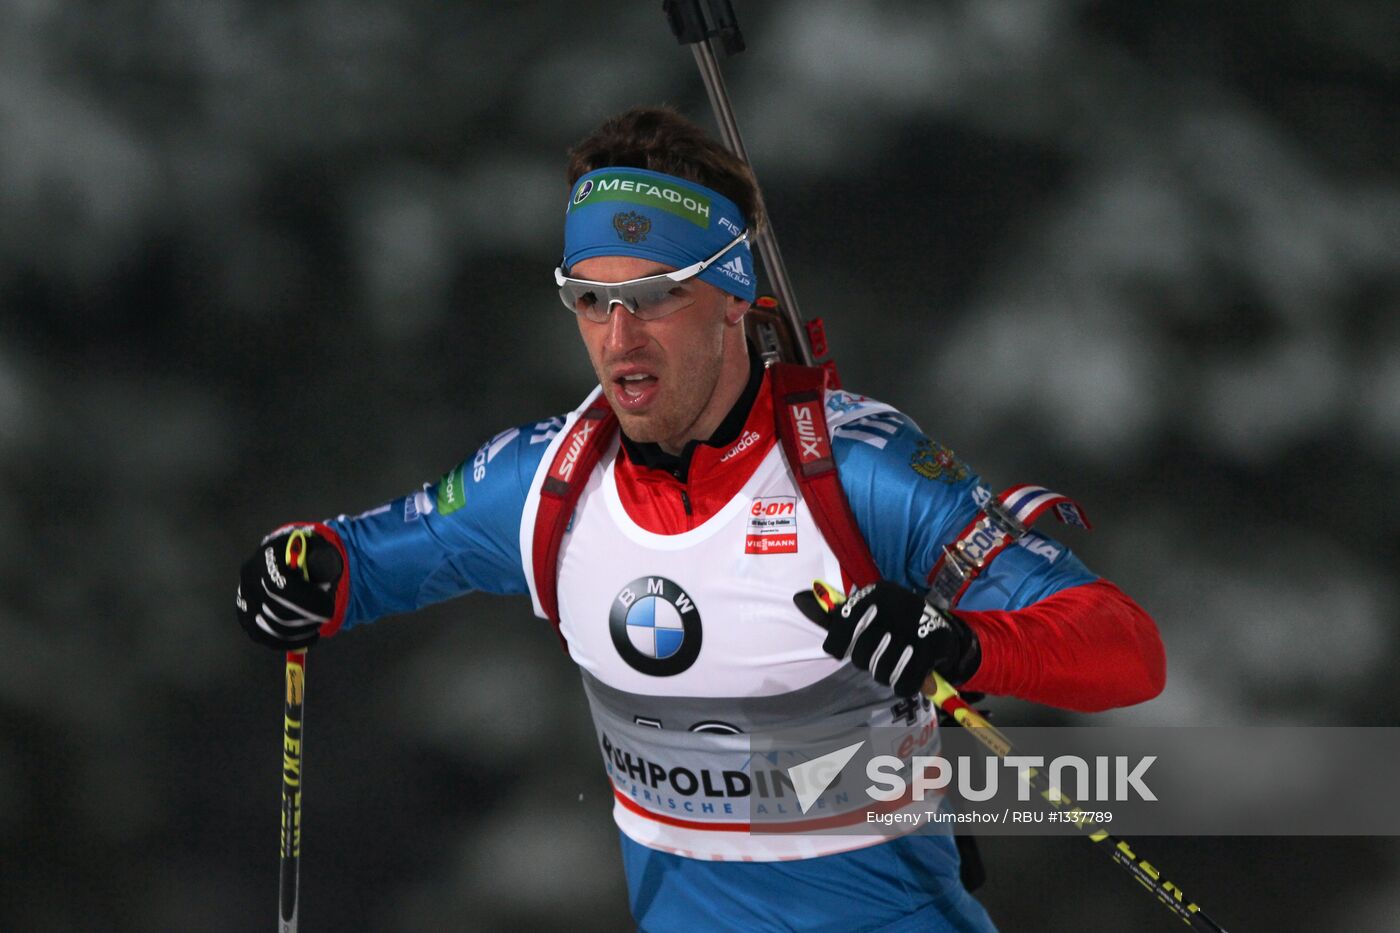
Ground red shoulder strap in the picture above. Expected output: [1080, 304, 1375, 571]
[532, 394, 618, 648]
[769, 363, 881, 590]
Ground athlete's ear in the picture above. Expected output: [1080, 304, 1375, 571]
[725, 296, 750, 326]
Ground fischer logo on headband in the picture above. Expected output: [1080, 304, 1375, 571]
[563, 166, 756, 301]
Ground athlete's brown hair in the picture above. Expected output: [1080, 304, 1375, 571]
[566, 106, 767, 235]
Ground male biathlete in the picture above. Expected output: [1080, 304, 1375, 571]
[236, 107, 1165, 932]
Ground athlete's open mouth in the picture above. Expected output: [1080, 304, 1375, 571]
[617, 373, 658, 398]
[611, 370, 660, 410]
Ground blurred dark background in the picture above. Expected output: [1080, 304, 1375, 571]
[2, 1, 1397, 930]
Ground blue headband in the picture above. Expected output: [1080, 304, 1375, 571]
[562, 167, 755, 301]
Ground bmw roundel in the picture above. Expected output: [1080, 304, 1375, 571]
[609, 576, 702, 676]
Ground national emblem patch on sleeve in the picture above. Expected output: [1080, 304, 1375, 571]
[909, 439, 969, 483]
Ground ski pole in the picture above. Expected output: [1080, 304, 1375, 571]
[663, 0, 818, 367]
[279, 648, 307, 932]
[276, 526, 322, 931]
[926, 672, 1229, 932]
[808, 583, 1229, 932]
[273, 526, 339, 930]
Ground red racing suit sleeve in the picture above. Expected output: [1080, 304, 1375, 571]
[957, 579, 1165, 712]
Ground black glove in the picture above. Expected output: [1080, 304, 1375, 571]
[236, 526, 343, 650]
[793, 580, 980, 697]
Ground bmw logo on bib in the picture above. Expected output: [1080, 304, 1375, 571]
[609, 576, 702, 676]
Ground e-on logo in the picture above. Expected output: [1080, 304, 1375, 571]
[609, 576, 702, 676]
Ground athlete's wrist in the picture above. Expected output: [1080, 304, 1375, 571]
[939, 605, 981, 686]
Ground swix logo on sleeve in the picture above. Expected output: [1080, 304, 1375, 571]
[790, 401, 830, 464]
[552, 418, 596, 483]
[746, 496, 798, 554]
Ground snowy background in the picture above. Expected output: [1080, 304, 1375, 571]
[2, 0, 1397, 929]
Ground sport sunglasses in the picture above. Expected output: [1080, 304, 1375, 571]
[554, 230, 748, 323]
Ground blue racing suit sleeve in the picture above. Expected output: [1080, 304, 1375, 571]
[831, 408, 1097, 611]
[325, 417, 563, 628]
